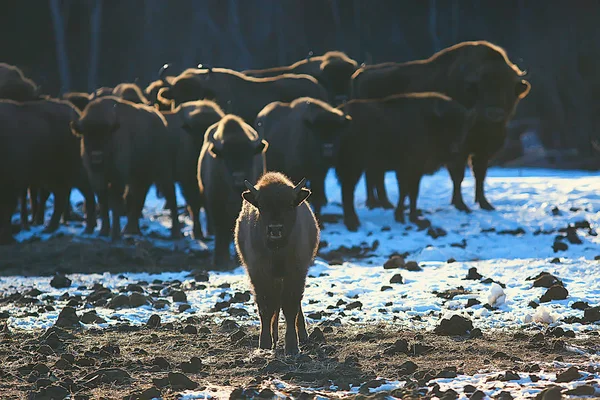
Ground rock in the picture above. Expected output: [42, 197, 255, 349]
[404, 261, 422, 271]
[529, 301, 539, 309]
[345, 301, 362, 311]
[191, 269, 209, 282]
[555, 366, 581, 383]
[465, 267, 483, 280]
[540, 285, 568, 303]
[146, 314, 161, 328]
[532, 273, 563, 288]
[535, 386, 563, 400]
[389, 274, 403, 284]
[172, 291, 187, 303]
[499, 371, 521, 381]
[383, 255, 405, 269]
[54, 306, 80, 328]
[80, 311, 106, 324]
[427, 227, 447, 239]
[231, 291, 251, 303]
[565, 385, 595, 396]
[383, 339, 409, 356]
[213, 301, 230, 311]
[463, 385, 476, 394]
[152, 299, 170, 309]
[550, 257, 561, 263]
[182, 325, 197, 334]
[179, 304, 192, 312]
[50, 273, 72, 289]
[180, 357, 203, 373]
[108, 294, 130, 309]
[138, 387, 162, 400]
[565, 227, 582, 244]
[398, 360, 418, 375]
[552, 240, 568, 252]
[551, 206, 561, 216]
[571, 301, 589, 310]
[380, 285, 393, 291]
[152, 357, 171, 371]
[307, 312, 322, 320]
[495, 391, 514, 400]
[230, 329, 246, 342]
[220, 319, 239, 331]
[28, 384, 70, 400]
[584, 306, 600, 322]
[447, 258, 456, 263]
[129, 293, 149, 308]
[469, 328, 483, 339]
[470, 390, 486, 400]
[258, 388, 276, 398]
[359, 379, 387, 394]
[466, 299, 481, 308]
[434, 315, 473, 336]
[308, 327, 325, 343]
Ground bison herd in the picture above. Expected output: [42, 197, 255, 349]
[1, 41, 531, 269]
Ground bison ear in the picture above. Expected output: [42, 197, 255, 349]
[294, 188, 311, 206]
[516, 80, 531, 99]
[241, 190, 259, 208]
[254, 139, 269, 154]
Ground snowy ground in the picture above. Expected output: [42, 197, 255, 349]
[2, 166, 600, 399]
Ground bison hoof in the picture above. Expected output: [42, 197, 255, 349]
[478, 199, 495, 211]
[284, 345, 300, 356]
[366, 198, 380, 210]
[453, 201, 472, 213]
[394, 210, 405, 224]
[344, 216, 360, 232]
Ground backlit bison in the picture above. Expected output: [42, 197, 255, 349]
[62, 92, 92, 112]
[337, 93, 477, 231]
[351, 41, 530, 212]
[70, 96, 181, 241]
[255, 97, 351, 220]
[244, 51, 358, 105]
[0, 98, 96, 244]
[157, 67, 328, 124]
[198, 115, 268, 268]
[0, 63, 40, 101]
[162, 100, 224, 239]
[235, 172, 319, 355]
[112, 83, 150, 105]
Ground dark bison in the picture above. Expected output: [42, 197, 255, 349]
[351, 41, 531, 212]
[62, 92, 92, 112]
[162, 100, 225, 239]
[337, 93, 477, 231]
[0, 63, 40, 101]
[157, 67, 329, 124]
[70, 96, 180, 241]
[198, 114, 268, 268]
[244, 51, 358, 105]
[235, 172, 319, 355]
[255, 97, 351, 220]
[145, 64, 176, 111]
[93, 83, 149, 105]
[0, 98, 96, 244]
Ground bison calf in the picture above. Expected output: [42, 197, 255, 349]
[198, 115, 268, 268]
[235, 172, 320, 355]
[256, 97, 351, 221]
[337, 93, 477, 231]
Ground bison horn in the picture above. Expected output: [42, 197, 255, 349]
[293, 177, 307, 194]
[244, 180, 260, 197]
[159, 63, 171, 80]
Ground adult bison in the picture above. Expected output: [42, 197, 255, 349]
[198, 114, 268, 268]
[161, 100, 224, 239]
[0, 63, 40, 101]
[351, 41, 531, 212]
[0, 98, 96, 244]
[244, 51, 358, 105]
[157, 67, 328, 124]
[235, 172, 319, 355]
[337, 93, 477, 231]
[70, 96, 180, 241]
[62, 92, 92, 112]
[255, 97, 351, 220]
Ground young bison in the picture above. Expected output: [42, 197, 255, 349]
[337, 93, 477, 231]
[198, 115, 268, 268]
[235, 172, 320, 355]
[161, 100, 224, 239]
[70, 96, 180, 241]
[0, 98, 96, 244]
[351, 41, 530, 212]
[243, 51, 358, 105]
[157, 67, 328, 124]
[255, 97, 351, 220]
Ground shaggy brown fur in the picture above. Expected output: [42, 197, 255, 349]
[112, 83, 150, 105]
[161, 100, 225, 239]
[255, 97, 351, 220]
[244, 51, 359, 104]
[145, 79, 172, 111]
[71, 96, 180, 241]
[197, 115, 268, 268]
[336, 93, 477, 231]
[157, 67, 328, 124]
[0, 63, 39, 101]
[235, 172, 319, 355]
[0, 98, 96, 244]
[351, 41, 531, 212]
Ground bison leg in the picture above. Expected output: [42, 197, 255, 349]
[310, 172, 327, 224]
[77, 183, 97, 235]
[161, 182, 181, 239]
[296, 300, 308, 343]
[471, 154, 495, 210]
[19, 189, 30, 231]
[0, 196, 17, 245]
[373, 169, 394, 209]
[180, 180, 204, 240]
[365, 170, 379, 209]
[33, 187, 50, 226]
[394, 171, 407, 224]
[271, 309, 280, 348]
[43, 187, 69, 233]
[282, 293, 301, 355]
[257, 300, 276, 350]
[109, 186, 124, 241]
[447, 155, 471, 213]
[338, 167, 362, 232]
[213, 227, 232, 269]
[123, 183, 149, 236]
[407, 174, 423, 223]
[96, 189, 110, 237]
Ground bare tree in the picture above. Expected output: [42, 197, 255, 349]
[429, 0, 440, 52]
[49, 0, 71, 94]
[88, 0, 102, 92]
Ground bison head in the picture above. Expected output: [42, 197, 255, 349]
[304, 106, 352, 164]
[319, 56, 358, 105]
[158, 74, 217, 110]
[180, 101, 224, 150]
[456, 59, 530, 124]
[242, 177, 311, 249]
[206, 119, 268, 192]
